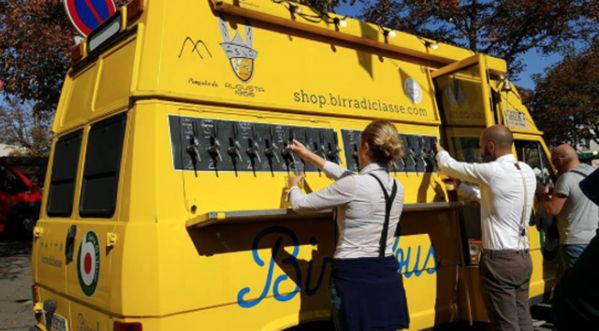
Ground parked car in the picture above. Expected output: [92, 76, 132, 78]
[0, 161, 42, 236]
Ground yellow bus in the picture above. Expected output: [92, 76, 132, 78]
[31, 0, 557, 330]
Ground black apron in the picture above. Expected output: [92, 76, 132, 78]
[331, 173, 410, 331]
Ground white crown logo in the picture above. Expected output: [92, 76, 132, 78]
[218, 18, 258, 82]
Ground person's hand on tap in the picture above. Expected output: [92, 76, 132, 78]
[287, 139, 326, 170]
[288, 139, 310, 160]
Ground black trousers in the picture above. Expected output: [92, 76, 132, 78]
[480, 250, 533, 331]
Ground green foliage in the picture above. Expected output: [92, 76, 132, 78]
[528, 42, 599, 146]
[0, 0, 129, 114]
[361, 0, 598, 78]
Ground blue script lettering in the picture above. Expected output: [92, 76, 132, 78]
[237, 226, 439, 308]
[392, 236, 439, 278]
[237, 226, 331, 308]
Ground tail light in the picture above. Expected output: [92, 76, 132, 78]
[32, 285, 41, 302]
[126, 0, 144, 23]
[114, 321, 143, 331]
[31, 285, 43, 321]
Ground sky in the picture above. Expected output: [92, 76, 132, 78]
[335, 3, 562, 90]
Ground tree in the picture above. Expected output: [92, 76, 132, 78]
[293, 0, 357, 13]
[361, 0, 598, 77]
[527, 42, 599, 147]
[0, 99, 52, 157]
[0, 0, 128, 115]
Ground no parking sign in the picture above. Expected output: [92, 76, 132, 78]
[63, 0, 117, 36]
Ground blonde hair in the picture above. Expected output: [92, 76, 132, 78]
[361, 120, 404, 167]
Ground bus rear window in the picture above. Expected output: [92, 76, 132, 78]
[47, 131, 83, 217]
[79, 114, 127, 218]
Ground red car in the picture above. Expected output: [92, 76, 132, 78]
[0, 161, 42, 235]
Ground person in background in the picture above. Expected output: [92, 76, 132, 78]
[286, 120, 409, 331]
[434, 125, 536, 331]
[539, 144, 599, 269]
[552, 168, 599, 329]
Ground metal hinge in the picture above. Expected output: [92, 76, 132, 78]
[107, 232, 118, 248]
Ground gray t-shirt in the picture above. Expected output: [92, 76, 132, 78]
[555, 164, 599, 245]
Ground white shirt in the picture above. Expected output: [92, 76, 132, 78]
[436, 152, 536, 250]
[289, 161, 404, 259]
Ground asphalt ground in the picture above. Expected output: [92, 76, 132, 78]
[0, 237, 36, 331]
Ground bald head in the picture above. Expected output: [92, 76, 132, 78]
[552, 144, 579, 174]
[553, 144, 578, 161]
[481, 125, 514, 149]
[478, 125, 514, 161]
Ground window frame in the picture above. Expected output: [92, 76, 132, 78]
[46, 130, 84, 217]
[78, 113, 128, 218]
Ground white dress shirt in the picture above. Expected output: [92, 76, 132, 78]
[436, 152, 536, 250]
[289, 161, 404, 259]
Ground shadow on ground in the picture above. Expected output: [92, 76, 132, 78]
[0, 237, 31, 280]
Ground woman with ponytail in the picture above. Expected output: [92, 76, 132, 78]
[287, 120, 409, 331]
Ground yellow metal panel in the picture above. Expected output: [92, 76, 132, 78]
[94, 38, 137, 115]
[57, 66, 99, 131]
[210, 0, 505, 67]
[478, 55, 495, 127]
[485, 55, 508, 75]
[435, 65, 488, 127]
[494, 80, 542, 134]
[131, 0, 439, 124]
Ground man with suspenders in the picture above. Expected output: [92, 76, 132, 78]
[435, 125, 537, 331]
[539, 144, 599, 269]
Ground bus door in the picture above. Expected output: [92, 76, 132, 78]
[431, 55, 498, 323]
[431, 54, 496, 138]
[513, 135, 559, 298]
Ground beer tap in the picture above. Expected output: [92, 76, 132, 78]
[206, 125, 222, 176]
[263, 128, 280, 176]
[351, 143, 359, 171]
[246, 127, 262, 176]
[391, 160, 398, 175]
[408, 147, 418, 174]
[319, 130, 341, 164]
[227, 125, 243, 177]
[326, 133, 341, 164]
[418, 137, 429, 172]
[299, 130, 311, 174]
[281, 129, 297, 174]
[185, 125, 201, 177]
[313, 136, 327, 160]
[429, 138, 438, 171]
[397, 155, 407, 173]
[311, 140, 326, 175]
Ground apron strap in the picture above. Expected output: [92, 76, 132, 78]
[368, 173, 398, 258]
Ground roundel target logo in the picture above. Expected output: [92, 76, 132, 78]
[77, 231, 100, 297]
